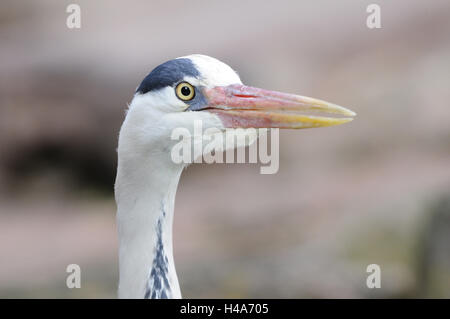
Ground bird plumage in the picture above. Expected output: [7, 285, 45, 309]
[115, 54, 355, 298]
[116, 55, 245, 298]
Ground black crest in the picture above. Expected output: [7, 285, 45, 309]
[136, 58, 200, 94]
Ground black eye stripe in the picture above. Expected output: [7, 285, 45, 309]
[136, 58, 199, 95]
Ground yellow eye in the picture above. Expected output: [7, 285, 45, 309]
[175, 82, 195, 101]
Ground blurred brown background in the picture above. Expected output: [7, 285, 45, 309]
[1, 0, 449, 298]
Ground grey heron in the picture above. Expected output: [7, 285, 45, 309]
[115, 54, 355, 298]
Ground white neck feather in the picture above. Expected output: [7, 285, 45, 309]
[114, 58, 239, 298]
[115, 146, 184, 298]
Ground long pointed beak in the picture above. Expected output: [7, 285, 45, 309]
[202, 84, 356, 129]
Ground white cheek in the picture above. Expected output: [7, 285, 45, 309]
[152, 87, 188, 112]
[132, 87, 187, 113]
[162, 111, 224, 134]
[167, 111, 258, 155]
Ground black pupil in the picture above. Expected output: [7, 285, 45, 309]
[181, 85, 191, 96]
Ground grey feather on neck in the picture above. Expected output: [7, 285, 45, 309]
[145, 206, 171, 299]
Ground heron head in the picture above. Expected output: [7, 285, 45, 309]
[121, 54, 355, 162]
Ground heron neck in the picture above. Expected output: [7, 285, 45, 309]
[115, 152, 184, 299]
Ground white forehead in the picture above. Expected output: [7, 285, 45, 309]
[178, 54, 242, 88]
